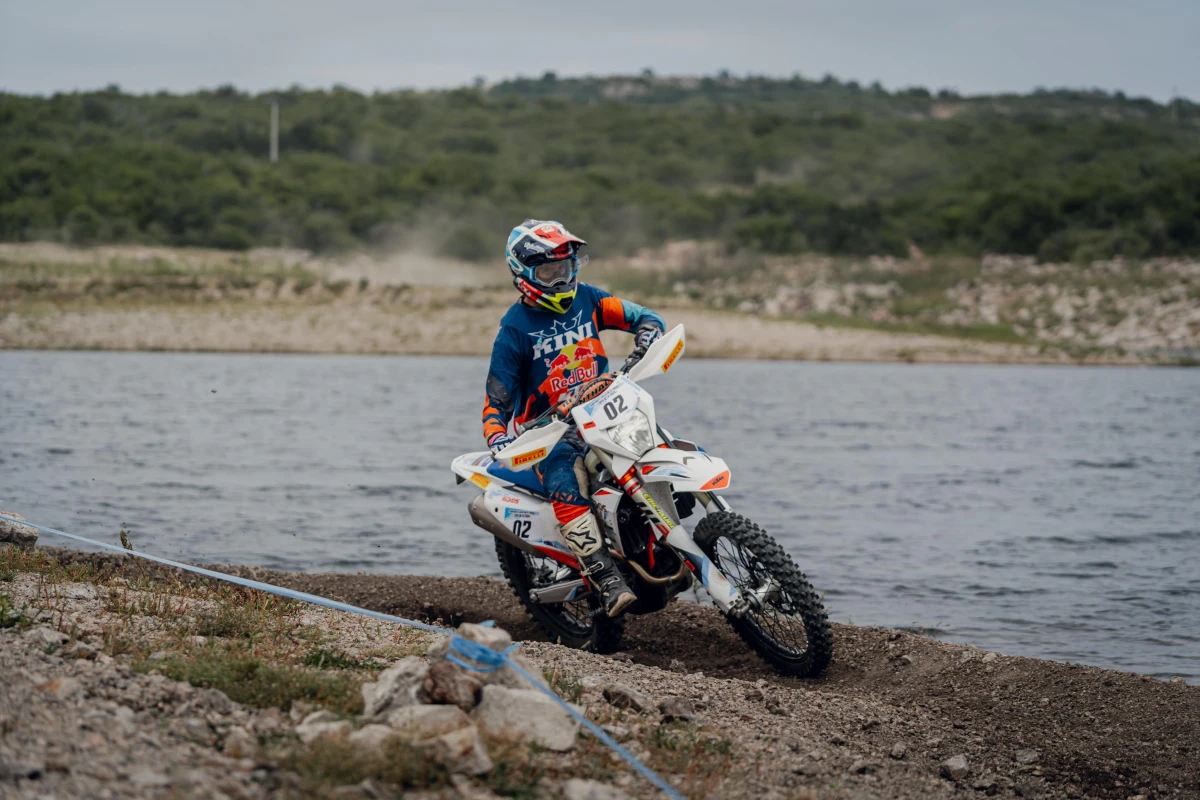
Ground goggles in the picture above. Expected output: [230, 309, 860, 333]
[531, 254, 587, 286]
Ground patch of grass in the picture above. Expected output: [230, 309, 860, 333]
[482, 743, 550, 799]
[140, 649, 366, 714]
[645, 722, 736, 797]
[303, 648, 379, 671]
[275, 735, 449, 796]
[0, 593, 32, 630]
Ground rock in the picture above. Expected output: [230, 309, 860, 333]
[424, 660, 483, 712]
[600, 724, 630, 741]
[361, 657, 428, 718]
[420, 726, 493, 776]
[349, 724, 398, 753]
[385, 704, 473, 740]
[473, 684, 580, 752]
[973, 773, 999, 793]
[941, 754, 971, 781]
[657, 696, 697, 722]
[602, 683, 651, 712]
[129, 768, 172, 787]
[561, 777, 632, 800]
[173, 717, 217, 746]
[63, 642, 98, 660]
[379, 705, 490, 775]
[426, 623, 547, 692]
[982, 652, 998, 664]
[890, 741, 908, 760]
[900, 654, 915, 666]
[1015, 749, 1041, 765]
[849, 760, 879, 774]
[0, 509, 38, 547]
[355, 778, 400, 800]
[450, 774, 501, 800]
[25, 627, 68, 647]
[196, 688, 234, 715]
[35, 676, 83, 699]
[295, 711, 351, 744]
[223, 726, 257, 759]
[0, 755, 44, 781]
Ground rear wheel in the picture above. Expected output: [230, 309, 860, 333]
[693, 511, 832, 678]
[495, 539, 625, 653]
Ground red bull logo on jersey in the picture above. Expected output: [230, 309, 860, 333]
[547, 358, 600, 396]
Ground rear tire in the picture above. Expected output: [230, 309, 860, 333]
[495, 539, 625, 653]
[693, 511, 832, 678]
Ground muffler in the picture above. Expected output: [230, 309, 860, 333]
[528, 579, 588, 604]
[468, 495, 540, 555]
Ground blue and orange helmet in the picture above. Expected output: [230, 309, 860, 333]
[506, 219, 587, 314]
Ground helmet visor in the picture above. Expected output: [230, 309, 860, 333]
[533, 257, 577, 287]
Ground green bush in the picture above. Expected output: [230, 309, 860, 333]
[0, 77, 1197, 258]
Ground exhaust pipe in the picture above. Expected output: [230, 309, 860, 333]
[529, 579, 588, 604]
[468, 495, 541, 555]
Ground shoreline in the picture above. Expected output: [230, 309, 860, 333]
[0, 302, 1155, 366]
[4, 546, 1198, 800]
[4, 242, 1197, 367]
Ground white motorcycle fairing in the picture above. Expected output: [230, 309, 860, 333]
[450, 453, 578, 567]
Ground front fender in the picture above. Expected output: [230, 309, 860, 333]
[636, 448, 731, 492]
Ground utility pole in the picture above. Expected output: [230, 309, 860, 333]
[269, 99, 279, 163]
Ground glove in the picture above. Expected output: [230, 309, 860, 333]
[488, 432, 515, 457]
[634, 325, 663, 350]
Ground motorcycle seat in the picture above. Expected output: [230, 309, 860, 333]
[486, 460, 549, 497]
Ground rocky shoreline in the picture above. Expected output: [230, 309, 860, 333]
[2, 539, 1197, 800]
[2, 243, 1196, 365]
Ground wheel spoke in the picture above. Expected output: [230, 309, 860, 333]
[715, 535, 809, 656]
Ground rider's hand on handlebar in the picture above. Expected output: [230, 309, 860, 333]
[488, 432, 515, 456]
[634, 324, 663, 350]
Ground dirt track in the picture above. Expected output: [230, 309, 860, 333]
[46, 549, 1200, 800]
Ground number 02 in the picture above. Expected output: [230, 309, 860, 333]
[603, 394, 628, 420]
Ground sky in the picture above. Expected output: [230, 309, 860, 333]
[1, 0, 1197, 101]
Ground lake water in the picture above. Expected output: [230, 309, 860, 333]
[2, 351, 1198, 681]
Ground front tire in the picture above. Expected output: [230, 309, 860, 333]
[494, 539, 625, 653]
[693, 511, 832, 678]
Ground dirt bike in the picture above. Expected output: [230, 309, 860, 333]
[451, 325, 832, 677]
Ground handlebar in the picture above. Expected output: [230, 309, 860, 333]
[520, 346, 648, 433]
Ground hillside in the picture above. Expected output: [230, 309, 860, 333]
[3, 74, 1199, 262]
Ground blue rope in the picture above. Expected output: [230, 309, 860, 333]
[0, 513, 687, 800]
[0, 514, 449, 634]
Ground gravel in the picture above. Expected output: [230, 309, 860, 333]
[8, 548, 1200, 800]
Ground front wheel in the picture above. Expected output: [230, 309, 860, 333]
[494, 539, 625, 653]
[693, 511, 832, 678]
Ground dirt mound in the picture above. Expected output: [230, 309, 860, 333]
[47, 550, 1200, 799]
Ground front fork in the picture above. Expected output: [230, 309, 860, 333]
[606, 458, 747, 617]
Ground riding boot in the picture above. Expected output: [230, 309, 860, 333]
[561, 512, 637, 618]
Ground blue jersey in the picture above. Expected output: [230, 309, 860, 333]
[482, 283, 664, 442]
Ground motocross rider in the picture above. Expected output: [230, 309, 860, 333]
[483, 220, 665, 618]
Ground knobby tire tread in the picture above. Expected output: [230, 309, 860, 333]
[693, 511, 833, 678]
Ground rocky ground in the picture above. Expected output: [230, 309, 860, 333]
[2, 538, 1197, 800]
[3, 243, 1195, 364]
